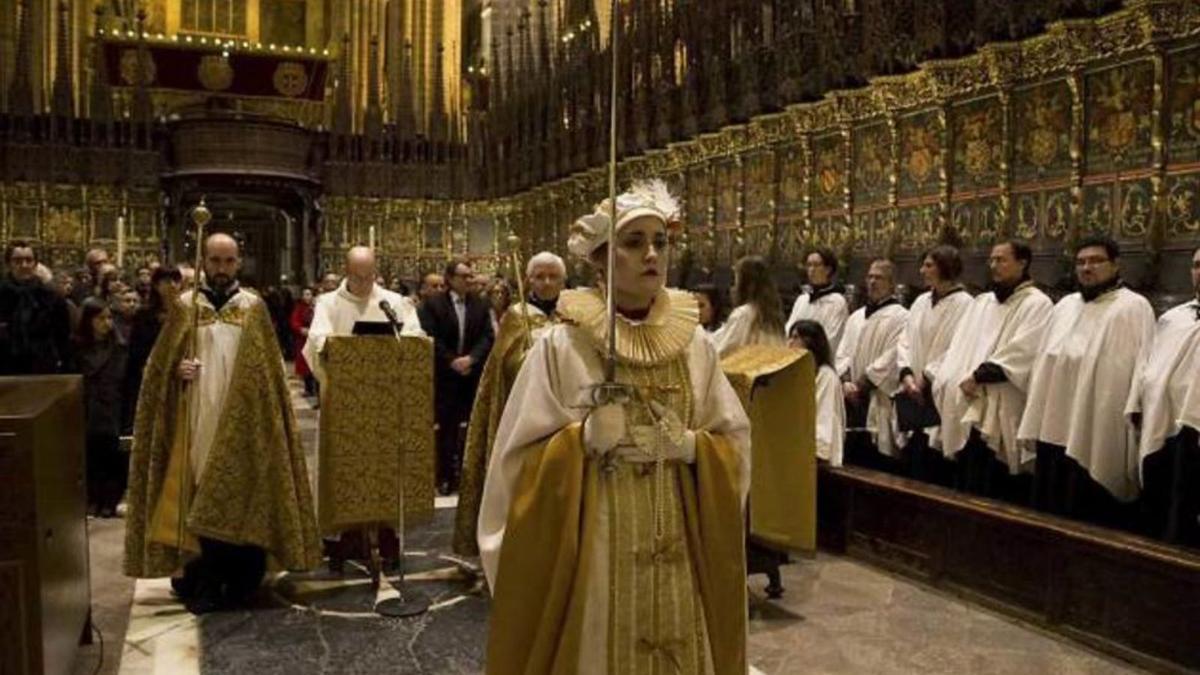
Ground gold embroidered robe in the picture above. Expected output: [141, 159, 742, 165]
[479, 288, 751, 675]
[124, 288, 322, 578]
[454, 302, 553, 556]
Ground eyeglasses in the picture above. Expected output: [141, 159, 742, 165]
[1075, 256, 1112, 268]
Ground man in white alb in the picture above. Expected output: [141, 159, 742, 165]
[929, 240, 1053, 500]
[1125, 245, 1200, 545]
[303, 246, 425, 385]
[1019, 236, 1155, 527]
[837, 258, 908, 468]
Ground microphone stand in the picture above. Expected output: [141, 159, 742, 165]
[372, 302, 429, 618]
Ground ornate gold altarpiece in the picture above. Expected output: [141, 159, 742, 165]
[317, 335, 435, 536]
[722, 345, 817, 554]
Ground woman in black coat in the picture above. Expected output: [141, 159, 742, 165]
[75, 298, 130, 517]
[122, 266, 180, 434]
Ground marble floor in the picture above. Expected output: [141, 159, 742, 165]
[72, 378, 1151, 675]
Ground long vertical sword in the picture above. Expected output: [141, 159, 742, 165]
[589, 0, 626, 411]
[603, 0, 620, 385]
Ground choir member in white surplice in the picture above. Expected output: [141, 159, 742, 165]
[303, 246, 425, 385]
[837, 259, 908, 467]
[895, 245, 973, 483]
[785, 246, 850, 354]
[1125, 245, 1200, 545]
[711, 255, 787, 357]
[929, 240, 1053, 500]
[1019, 237, 1155, 527]
[790, 320, 845, 466]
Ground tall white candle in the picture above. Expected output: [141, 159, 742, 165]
[116, 215, 126, 268]
[369, 224, 376, 252]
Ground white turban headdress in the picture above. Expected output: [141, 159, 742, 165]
[567, 179, 681, 259]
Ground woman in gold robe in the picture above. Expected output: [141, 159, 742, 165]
[478, 180, 751, 675]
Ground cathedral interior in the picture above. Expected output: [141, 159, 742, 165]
[3, 0, 1200, 674]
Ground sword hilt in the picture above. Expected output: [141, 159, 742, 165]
[586, 380, 636, 407]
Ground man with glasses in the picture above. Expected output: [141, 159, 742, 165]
[0, 241, 73, 374]
[930, 239, 1053, 500]
[837, 258, 908, 469]
[785, 246, 849, 352]
[422, 258, 495, 494]
[1019, 235, 1155, 528]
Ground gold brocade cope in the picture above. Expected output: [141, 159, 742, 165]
[318, 335, 435, 535]
[721, 345, 817, 554]
[124, 293, 322, 578]
[454, 307, 551, 556]
[146, 388, 199, 554]
[485, 425, 747, 675]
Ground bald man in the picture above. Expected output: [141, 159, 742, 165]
[303, 246, 424, 384]
[125, 233, 320, 614]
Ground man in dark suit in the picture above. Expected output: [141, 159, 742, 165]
[420, 258, 495, 494]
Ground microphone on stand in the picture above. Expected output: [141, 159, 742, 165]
[379, 299, 403, 333]
[370, 296, 428, 617]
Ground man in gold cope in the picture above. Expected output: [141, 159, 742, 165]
[124, 233, 320, 614]
[453, 251, 566, 557]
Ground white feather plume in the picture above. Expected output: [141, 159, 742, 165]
[628, 178, 681, 222]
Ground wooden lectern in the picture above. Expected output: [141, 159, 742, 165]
[722, 346, 817, 598]
[318, 335, 435, 568]
[0, 376, 90, 675]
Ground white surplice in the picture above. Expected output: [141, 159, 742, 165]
[897, 289, 974, 386]
[815, 363, 846, 466]
[895, 288, 974, 443]
[181, 288, 256, 479]
[835, 302, 908, 457]
[1125, 299, 1200, 480]
[302, 280, 425, 383]
[929, 283, 1053, 471]
[711, 303, 786, 357]
[785, 286, 850, 353]
[1017, 287, 1156, 501]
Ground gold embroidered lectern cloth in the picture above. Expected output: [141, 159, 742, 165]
[721, 345, 817, 553]
[318, 335, 435, 535]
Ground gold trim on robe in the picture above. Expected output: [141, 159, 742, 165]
[556, 287, 699, 365]
[480, 287, 750, 674]
[485, 424, 747, 675]
[722, 345, 818, 554]
[454, 303, 552, 556]
[124, 291, 322, 578]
